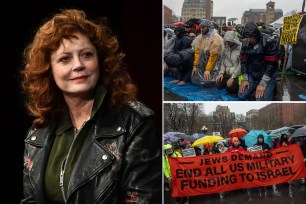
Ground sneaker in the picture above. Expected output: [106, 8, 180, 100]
[272, 190, 281, 197]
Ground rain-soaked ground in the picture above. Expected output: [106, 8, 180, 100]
[163, 71, 306, 101]
[164, 182, 306, 204]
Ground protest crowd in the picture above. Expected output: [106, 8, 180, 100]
[163, 18, 293, 101]
[163, 126, 306, 204]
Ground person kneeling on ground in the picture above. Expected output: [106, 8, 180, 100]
[216, 31, 242, 94]
[164, 26, 194, 85]
[238, 22, 280, 101]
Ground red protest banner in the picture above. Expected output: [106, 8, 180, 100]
[168, 144, 306, 197]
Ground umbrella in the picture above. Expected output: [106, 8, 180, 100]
[269, 126, 292, 139]
[227, 128, 248, 138]
[172, 22, 185, 27]
[211, 21, 219, 30]
[191, 135, 224, 147]
[290, 124, 306, 130]
[242, 130, 272, 147]
[291, 126, 306, 138]
[163, 132, 196, 142]
[185, 18, 202, 26]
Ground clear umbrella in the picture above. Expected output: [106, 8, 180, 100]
[269, 126, 292, 139]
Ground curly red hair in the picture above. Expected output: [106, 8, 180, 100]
[21, 9, 137, 128]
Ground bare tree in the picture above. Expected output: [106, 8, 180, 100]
[181, 103, 204, 134]
[234, 114, 247, 129]
[164, 103, 206, 134]
[212, 106, 235, 136]
[246, 115, 260, 130]
[259, 110, 278, 130]
[204, 114, 221, 134]
[164, 103, 185, 132]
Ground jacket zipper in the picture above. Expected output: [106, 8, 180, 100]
[59, 122, 86, 203]
[60, 158, 67, 202]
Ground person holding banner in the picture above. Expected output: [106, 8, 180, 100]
[253, 134, 271, 151]
[290, 138, 306, 188]
[203, 143, 215, 155]
[216, 141, 228, 153]
[226, 137, 245, 152]
[164, 144, 189, 204]
[248, 135, 278, 198]
[277, 133, 290, 148]
[238, 22, 280, 101]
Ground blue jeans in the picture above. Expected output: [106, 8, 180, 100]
[238, 74, 276, 101]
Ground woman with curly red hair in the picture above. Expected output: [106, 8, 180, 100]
[20, 9, 161, 204]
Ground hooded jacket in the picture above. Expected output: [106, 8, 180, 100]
[240, 22, 281, 86]
[193, 29, 224, 72]
[191, 27, 224, 85]
[216, 141, 228, 153]
[21, 101, 161, 204]
[254, 135, 271, 150]
[219, 31, 242, 78]
[163, 145, 173, 179]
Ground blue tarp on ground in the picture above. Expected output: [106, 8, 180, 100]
[299, 95, 306, 100]
[164, 77, 239, 101]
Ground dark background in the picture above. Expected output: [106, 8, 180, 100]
[1, 0, 162, 203]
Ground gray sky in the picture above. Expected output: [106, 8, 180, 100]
[164, 0, 303, 24]
[203, 102, 271, 115]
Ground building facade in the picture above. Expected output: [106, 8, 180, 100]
[181, 0, 213, 22]
[258, 103, 306, 130]
[211, 16, 226, 28]
[241, 1, 283, 24]
[164, 5, 173, 25]
[246, 109, 259, 130]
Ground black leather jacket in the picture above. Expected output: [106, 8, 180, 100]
[240, 22, 281, 85]
[21, 101, 161, 204]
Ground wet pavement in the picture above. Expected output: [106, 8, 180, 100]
[285, 74, 306, 101]
[164, 72, 306, 101]
[164, 182, 306, 204]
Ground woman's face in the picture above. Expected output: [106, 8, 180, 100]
[51, 32, 99, 98]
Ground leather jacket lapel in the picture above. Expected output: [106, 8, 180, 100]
[66, 113, 126, 202]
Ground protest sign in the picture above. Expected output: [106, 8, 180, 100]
[168, 144, 306, 197]
[182, 148, 196, 157]
[280, 14, 303, 45]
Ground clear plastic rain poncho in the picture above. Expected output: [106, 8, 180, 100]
[191, 25, 224, 86]
[219, 30, 242, 78]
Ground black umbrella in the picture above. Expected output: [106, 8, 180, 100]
[174, 133, 197, 142]
[185, 18, 202, 26]
[211, 21, 219, 30]
[291, 126, 306, 138]
[290, 124, 306, 130]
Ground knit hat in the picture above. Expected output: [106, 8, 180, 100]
[200, 19, 213, 28]
[232, 137, 239, 142]
[205, 143, 213, 149]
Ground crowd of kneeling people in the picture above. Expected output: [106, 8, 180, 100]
[163, 134, 306, 203]
[163, 19, 284, 101]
